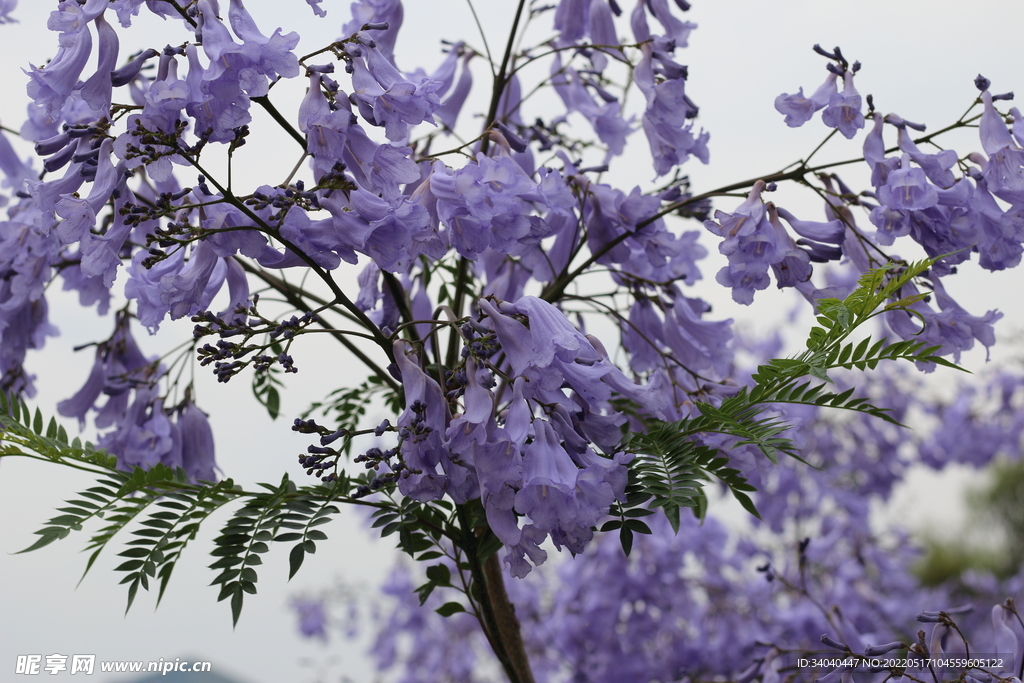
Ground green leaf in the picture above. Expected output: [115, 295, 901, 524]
[417, 551, 444, 561]
[265, 386, 280, 420]
[436, 602, 466, 617]
[17, 528, 69, 554]
[415, 581, 436, 605]
[662, 504, 681, 535]
[807, 364, 831, 384]
[288, 543, 305, 580]
[114, 559, 145, 572]
[231, 588, 244, 627]
[425, 563, 451, 587]
[125, 578, 141, 614]
[619, 526, 634, 556]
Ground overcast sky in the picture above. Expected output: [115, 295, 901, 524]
[3, 1, 1024, 682]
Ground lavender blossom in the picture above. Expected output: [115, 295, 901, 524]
[979, 90, 1024, 205]
[347, 39, 442, 142]
[775, 72, 839, 128]
[0, 0, 16, 24]
[342, 0, 403, 63]
[705, 180, 782, 304]
[291, 598, 328, 640]
[821, 71, 865, 139]
[635, 42, 709, 176]
[175, 398, 217, 482]
[25, 19, 93, 115]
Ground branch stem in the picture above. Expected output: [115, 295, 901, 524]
[456, 504, 535, 683]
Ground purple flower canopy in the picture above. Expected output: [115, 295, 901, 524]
[0, 0, 1011, 536]
[3, 6, 1024, 682]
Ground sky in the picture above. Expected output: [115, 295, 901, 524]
[2, 1, 1024, 682]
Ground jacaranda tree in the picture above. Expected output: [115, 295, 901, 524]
[1, 1, 1022, 681]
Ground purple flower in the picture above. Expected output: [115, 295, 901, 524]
[766, 203, 812, 288]
[338, 118, 420, 201]
[189, 0, 302, 143]
[877, 154, 939, 211]
[644, 0, 696, 46]
[57, 349, 108, 428]
[0, 290, 58, 398]
[970, 177, 1024, 271]
[79, 13, 119, 115]
[58, 312, 154, 426]
[124, 240, 229, 332]
[175, 399, 217, 482]
[635, 43, 709, 176]
[660, 287, 734, 377]
[347, 40, 442, 142]
[885, 274, 1002, 365]
[183, 45, 252, 144]
[162, 239, 225, 320]
[393, 340, 451, 501]
[863, 113, 900, 188]
[298, 73, 356, 181]
[553, 0, 589, 45]
[514, 420, 581, 527]
[227, 0, 300, 80]
[113, 52, 190, 181]
[278, 206, 347, 271]
[550, 56, 634, 158]
[304, 0, 327, 18]
[582, 182, 705, 284]
[774, 206, 845, 245]
[429, 155, 537, 259]
[25, 19, 93, 115]
[54, 140, 121, 245]
[588, 0, 619, 50]
[868, 204, 910, 245]
[198, 0, 299, 92]
[821, 71, 865, 139]
[434, 50, 473, 132]
[323, 187, 443, 273]
[292, 598, 328, 640]
[110, 48, 159, 88]
[991, 604, 1023, 672]
[898, 128, 958, 188]
[342, 0, 403, 63]
[0, 129, 35, 197]
[98, 1, 175, 25]
[77, 196, 134, 289]
[47, 0, 108, 34]
[0, 0, 16, 24]
[470, 295, 669, 571]
[0, 200, 63, 398]
[979, 91, 1024, 204]
[704, 180, 781, 304]
[621, 297, 665, 373]
[774, 72, 839, 128]
[99, 387, 176, 470]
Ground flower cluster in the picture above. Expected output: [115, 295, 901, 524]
[697, 45, 1020, 370]
[341, 364, 1024, 683]
[0, 0, 730, 523]
[3, 3, 1024, 680]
